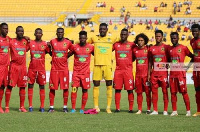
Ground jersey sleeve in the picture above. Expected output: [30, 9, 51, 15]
[26, 40, 30, 52]
[185, 46, 193, 58]
[112, 43, 116, 51]
[68, 41, 73, 51]
[132, 48, 136, 61]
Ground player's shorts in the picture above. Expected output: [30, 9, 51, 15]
[49, 70, 69, 90]
[193, 71, 200, 89]
[0, 66, 8, 87]
[8, 65, 27, 88]
[151, 75, 168, 89]
[169, 77, 187, 93]
[113, 69, 134, 90]
[71, 72, 90, 89]
[28, 69, 46, 85]
[135, 76, 151, 93]
[93, 65, 112, 81]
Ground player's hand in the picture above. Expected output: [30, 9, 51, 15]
[191, 76, 193, 80]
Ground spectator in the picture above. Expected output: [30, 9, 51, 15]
[164, 3, 167, 7]
[124, 11, 131, 24]
[110, 6, 114, 12]
[181, 34, 186, 41]
[158, 19, 161, 25]
[173, 2, 177, 14]
[185, 8, 191, 15]
[184, 26, 189, 32]
[109, 19, 113, 25]
[90, 26, 94, 32]
[155, 26, 159, 31]
[146, 25, 150, 30]
[121, 6, 126, 12]
[100, 2, 103, 7]
[150, 24, 153, 30]
[96, 2, 100, 7]
[154, 19, 158, 25]
[154, 6, 158, 12]
[108, 32, 112, 36]
[141, 4, 147, 10]
[169, 15, 173, 21]
[145, 19, 148, 25]
[131, 19, 134, 28]
[133, 19, 137, 25]
[139, 20, 143, 25]
[130, 30, 136, 35]
[103, 2, 106, 7]
[177, 25, 181, 32]
[177, 6, 181, 12]
[178, 2, 182, 7]
[160, 2, 165, 7]
[150, 36, 155, 42]
[138, 1, 142, 7]
[148, 19, 152, 25]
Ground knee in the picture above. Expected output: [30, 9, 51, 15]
[93, 81, 100, 87]
[115, 90, 121, 93]
[82, 89, 87, 93]
[28, 84, 34, 88]
[106, 80, 112, 86]
[127, 90, 133, 94]
[39, 85, 45, 89]
[0, 85, 5, 89]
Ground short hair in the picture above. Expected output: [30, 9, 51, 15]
[16, 26, 23, 31]
[79, 31, 87, 36]
[35, 28, 42, 32]
[191, 24, 200, 30]
[134, 33, 149, 44]
[155, 30, 163, 36]
[170, 32, 179, 36]
[99, 23, 108, 28]
[0, 23, 8, 28]
[121, 28, 128, 32]
[57, 27, 64, 32]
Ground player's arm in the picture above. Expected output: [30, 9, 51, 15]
[47, 42, 52, 56]
[148, 49, 153, 82]
[185, 47, 194, 72]
[67, 40, 73, 58]
[132, 48, 136, 62]
[23, 36, 30, 43]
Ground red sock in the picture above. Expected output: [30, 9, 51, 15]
[196, 91, 200, 112]
[171, 93, 177, 111]
[19, 87, 26, 108]
[115, 92, 121, 110]
[0, 88, 4, 107]
[182, 92, 190, 111]
[40, 89, 45, 108]
[162, 88, 169, 111]
[49, 89, 55, 106]
[5, 87, 12, 108]
[71, 92, 77, 109]
[146, 91, 151, 110]
[63, 89, 68, 106]
[28, 88, 33, 107]
[81, 92, 88, 110]
[128, 92, 134, 111]
[137, 93, 143, 111]
[152, 88, 158, 111]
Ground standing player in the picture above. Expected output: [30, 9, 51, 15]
[149, 30, 170, 115]
[48, 28, 73, 113]
[133, 33, 151, 114]
[5, 26, 29, 113]
[69, 31, 94, 113]
[113, 29, 135, 113]
[0, 23, 10, 113]
[169, 32, 193, 116]
[27, 28, 50, 112]
[88, 23, 118, 113]
[190, 24, 200, 116]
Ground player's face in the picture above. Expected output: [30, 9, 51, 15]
[192, 28, 200, 38]
[1, 25, 8, 37]
[99, 25, 108, 37]
[170, 34, 179, 45]
[79, 35, 87, 44]
[155, 33, 163, 43]
[56, 29, 64, 39]
[34, 29, 43, 40]
[120, 31, 128, 41]
[137, 37, 145, 47]
[16, 27, 24, 39]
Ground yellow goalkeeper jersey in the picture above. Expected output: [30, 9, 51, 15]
[88, 35, 118, 66]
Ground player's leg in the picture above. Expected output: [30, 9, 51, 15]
[170, 78, 178, 116]
[144, 83, 151, 114]
[19, 87, 27, 112]
[5, 85, 12, 113]
[115, 89, 121, 112]
[193, 73, 200, 116]
[28, 84, 34, 112]
[160, 77, 169, 115]
[135, 77, 143, 114]
[71, 87, 78, 113]
[39, 85, 45, 112]
[0, 85, 5, 113]
[127, 90, 134, 113]
[104, 65, 113, 114]
[150, 76, 159, 115]
[93, 66, 102, 112]
[179, 78, 191, 116]
[80, 89, 88, 113]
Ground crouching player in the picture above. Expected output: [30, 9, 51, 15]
[68, 31, 94, 113]
[169, 32, 194, 116]
[113, 28, 135, 113]
[27, 28, 50, 112]
[133, 33, 151, 114]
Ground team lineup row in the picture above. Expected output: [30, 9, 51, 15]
[0, 22, 200, 116]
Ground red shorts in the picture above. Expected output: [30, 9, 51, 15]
[49, 70, 69, 90]
[151, 75, 168, 89]
[113, 70, 134, 90]
[71, 72, 90, 89]
[193, 71, 200, 88]
[28, 69, 46, 85]
[170, 77, 187, 93]
[135, 76, 151, 93]
[0, 66, 8, 87]
[8, 65, 27, 87]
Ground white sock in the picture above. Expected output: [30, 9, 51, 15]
[50, 106, 54, 108]
[63, 105, 67, 108]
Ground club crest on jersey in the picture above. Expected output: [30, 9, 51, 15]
[50, 84, 54, 87]
[178, 49, 181, 53]
[7, 38, 9, 42]
[161, 47, 165, 51]
[126, 45, 130, 48]
[86, 48, 90, 52]
[23, 42, 26, 45]
[41, 45, 45, 49]
[63, 43, 67, 47]
[144, 49, 147, 53]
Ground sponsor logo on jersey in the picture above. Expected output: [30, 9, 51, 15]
[18, 51, 25, 55]
[34, 54, 41, 58]
[120, 53, 127, 58]
[56, 53, 64, 57]
[138, 59, 145, 64]
[100, 48, 107, 53]
[172, 59, 178, 64]
[155, 58, 162, 62]
[3, 48, 8, 53]
[79, 57, 86, 62]
[41, 45, 45, 50]
[63, 43, 67, 47]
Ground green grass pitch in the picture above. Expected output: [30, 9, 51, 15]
[0, 83, 200, 132]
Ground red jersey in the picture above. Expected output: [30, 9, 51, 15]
[72, 43, 94, 74]
[10, 38, 28, 66]
[0, 36, 11, 66]
[133, 46, 149, 77]
[28, 40, 50, 71]
[169, 44, 193, 77]
[190, 38, 200, 62]
[149, 43, 170, 76]
[113, 41, 135, 70]
[50, 38, 72, 71]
